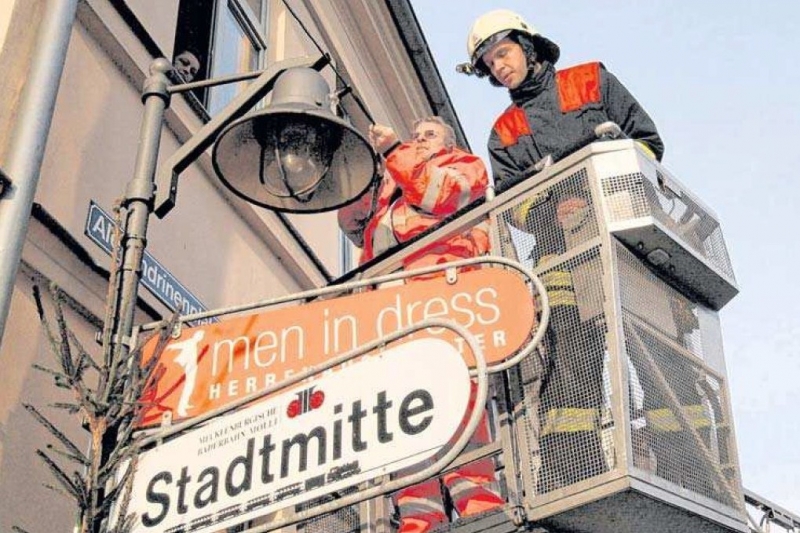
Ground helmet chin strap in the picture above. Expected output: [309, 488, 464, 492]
[516, 34, 538, 67]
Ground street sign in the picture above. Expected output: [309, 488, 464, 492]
[84, 201, 211, 321]
[128, 338, 471, 533]
[137, 267, 534, 426]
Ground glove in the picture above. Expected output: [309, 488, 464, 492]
[636, 141, 657, 160]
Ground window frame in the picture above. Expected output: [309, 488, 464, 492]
[173, 0, 270, 117]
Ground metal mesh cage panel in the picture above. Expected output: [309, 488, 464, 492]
[491, 168, 615, 497]
[512, 247, 612, 496]
[598, 172, 653, 221]
[599, 171, 735, 280]
[616, 239, 706, 362]
[297, 487, 361, 533]
[494, 168, 599, 267]
[616, 243, 743, 511]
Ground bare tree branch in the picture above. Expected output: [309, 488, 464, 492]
[32, 363, 67, 380]
[35, 449, 80, 502]
[33, 287, 74, 383]
[45, 443, 91, 467]
[51, 287, 77, 380]
[49, 402, 82, 415]
[29, 256, 178, 533]
[24, 404, 87, 463]
[73, 338, 102, 374]
[44, 482, 76, 500]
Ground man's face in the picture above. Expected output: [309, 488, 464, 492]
[481, 37, 528, 89]
[174, 51, 200, 82]
[412, 122, 448, 161]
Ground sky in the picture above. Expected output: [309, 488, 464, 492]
[410, 0, 800, 516]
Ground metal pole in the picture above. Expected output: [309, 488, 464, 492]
[80, 59, 170, 533]
[0, 0, 79, 349]
[106, 59, 171, 382]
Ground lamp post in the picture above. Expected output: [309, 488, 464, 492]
[91, 54, 376, 532]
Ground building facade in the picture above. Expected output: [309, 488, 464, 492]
[0, 1, 461, 531]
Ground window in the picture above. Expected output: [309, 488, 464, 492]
[173, 0, 268, 114]
[174, 0, 356, 281]
[339, 229, 354, 273]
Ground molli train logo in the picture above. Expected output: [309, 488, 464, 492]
[127, 338, 472, 533]
[136, 267, 534, 427]
[286, 386, 325, 418]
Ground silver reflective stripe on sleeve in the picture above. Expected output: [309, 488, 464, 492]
[371, 207, 398, 257]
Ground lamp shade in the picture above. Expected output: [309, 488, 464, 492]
[212, 67, 378, 213]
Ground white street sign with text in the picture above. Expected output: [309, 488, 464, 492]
[128, 338, 471, 533]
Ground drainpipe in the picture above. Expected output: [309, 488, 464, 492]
[0, 0, 80, 349]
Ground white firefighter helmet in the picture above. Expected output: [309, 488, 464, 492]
[466, 9, 560, 74]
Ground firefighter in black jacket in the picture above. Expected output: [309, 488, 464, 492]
[461, 9, 665, 492]
[462, 9, 663, 191]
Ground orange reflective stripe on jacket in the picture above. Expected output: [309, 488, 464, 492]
[337, 172, 398, 251]
[386, 144, 488, 216]
[493, 62, 603, 148]
[395, 479, 446, 515]
[443, 463, 504, 517]
[402, 223, 489, 275]
[556, 62, 602, 112]
[341, 143, 489, 267]
[493, 105, 531, 148]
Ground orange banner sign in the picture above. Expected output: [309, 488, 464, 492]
[137, 268, 534, 427]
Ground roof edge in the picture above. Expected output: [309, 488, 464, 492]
[383, 0, 469, 150]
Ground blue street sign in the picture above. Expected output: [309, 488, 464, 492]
[84, 201, 211, 320]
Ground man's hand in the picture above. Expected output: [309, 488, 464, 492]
[369, 124, 399, 154]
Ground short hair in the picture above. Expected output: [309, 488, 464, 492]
[174, 47, 203, 65]
[412, 116, 457, 148]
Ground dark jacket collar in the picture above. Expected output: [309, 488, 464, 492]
[509, 62, 555, 106]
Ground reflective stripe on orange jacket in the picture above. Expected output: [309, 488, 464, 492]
[338, 143, 489, 270]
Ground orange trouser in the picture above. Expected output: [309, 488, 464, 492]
[393, 384, 504, 533]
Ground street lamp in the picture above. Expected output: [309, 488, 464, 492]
[17, 52, 378, 533]
[213, 67, 377, 212]
[110, 54, 378, 361]
[77, 54, 377, 533]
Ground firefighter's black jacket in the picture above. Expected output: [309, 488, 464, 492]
[489, 61, 664, 192]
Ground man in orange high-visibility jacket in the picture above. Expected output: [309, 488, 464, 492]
[339, 116, 490, 272]
[461, 9, 665, 493]
[338, 116, 502, 533]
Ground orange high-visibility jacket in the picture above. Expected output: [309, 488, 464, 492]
[338, 143, 490, 270]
